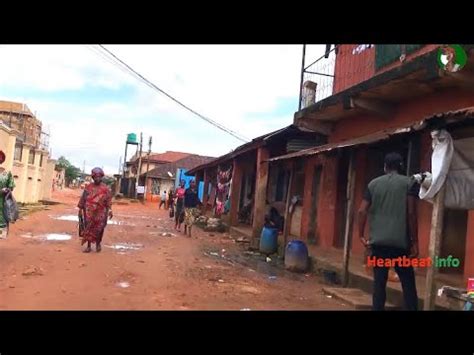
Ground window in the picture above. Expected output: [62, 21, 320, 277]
[375, 44, 424, 70]
[275, 169, 290, 202]
[39, 154, 44, 167]
[28, 150, 35, 165]
[14, 140, 23, 161]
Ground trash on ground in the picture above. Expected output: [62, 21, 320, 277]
[161, 232, 176, 237]
[326, 295, 333, 299]
[22, 266, 43, 276]
[218, 279, 225, 283]
[266, 257, 272, 263]
[210, 252, 219, 257]
[268, 276, 277, 281]
[240, 308, 251, 311]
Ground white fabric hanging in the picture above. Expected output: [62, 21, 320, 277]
[418, 130, 454, 201]
[417, 129, 474, 209]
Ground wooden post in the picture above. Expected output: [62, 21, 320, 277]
[135, 132, 143, 200]
[423, 184, 446, 310]
[202, 169, 209, 213]
[406, 139, 413, 176]
[144, 136, 152, 201]
[282, 163, 295, 257]
[229, 159, 243, 226]
[252, 147, 270, 239]
[342, 151, 356, 287]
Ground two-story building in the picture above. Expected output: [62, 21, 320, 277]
[270, 44, 474, 298]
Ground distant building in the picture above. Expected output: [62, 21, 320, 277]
[141, 154, 214, 201]
[120, 150, 199, 198]
[0, 100, 55, 203]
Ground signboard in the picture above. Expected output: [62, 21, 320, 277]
[137, 186, 145, 194]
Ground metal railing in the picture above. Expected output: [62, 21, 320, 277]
[299, 45, 376, 110]
[300, 46, 336, 110]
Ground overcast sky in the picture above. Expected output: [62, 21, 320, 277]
[0, 45, 325, 174]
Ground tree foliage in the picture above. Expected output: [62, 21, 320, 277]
[55, 156, 81, 186]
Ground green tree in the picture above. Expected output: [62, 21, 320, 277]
[55, 156, 81, 187]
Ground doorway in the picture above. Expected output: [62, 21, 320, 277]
[307, 166, 322, 244]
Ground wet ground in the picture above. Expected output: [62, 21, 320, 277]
[0, 188, 349, 310]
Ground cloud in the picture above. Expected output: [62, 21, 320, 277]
[0, 44, 326, 174]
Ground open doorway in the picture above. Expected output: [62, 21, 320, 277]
[307, 166, 322, 244]
[439, 209, 467, 275]
[334, 151, 350, 248]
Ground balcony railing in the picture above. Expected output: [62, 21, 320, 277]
[300, 46, 336, 109]
[299, 45, 376, 110]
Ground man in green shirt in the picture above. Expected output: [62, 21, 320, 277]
[358, 152, 419, 310]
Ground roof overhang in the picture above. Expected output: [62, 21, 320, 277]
[271, 106, 474, 162]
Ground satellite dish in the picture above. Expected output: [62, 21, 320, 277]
[167, 171, 173, 177]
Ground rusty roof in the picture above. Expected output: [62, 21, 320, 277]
[148, 151, 191, 162]
[186, 124, 323, 175]
[269, 107, 474, 162]
[144, 155, 215, 179]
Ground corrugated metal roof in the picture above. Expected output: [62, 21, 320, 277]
[269, 107, 474, 162]
[186, 124, 322, 175]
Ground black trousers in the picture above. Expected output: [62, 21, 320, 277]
[370, 245, 418, 311]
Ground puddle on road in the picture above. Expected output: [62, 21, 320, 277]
[115, 214, 163, 222]
[116, 281, 130, 288]
[20, 233, 72, 241]
[51, 215, 133, 226]
[46, 233, 72, 241]
[105, 243, 143, 251]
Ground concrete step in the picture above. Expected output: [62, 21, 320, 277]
[322, 287, 402, 310]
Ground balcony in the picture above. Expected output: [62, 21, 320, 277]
[296, 44, 474, 134]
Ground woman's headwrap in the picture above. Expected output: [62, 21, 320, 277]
[91, 167, 105, 178]
[0, 150, 5, 164]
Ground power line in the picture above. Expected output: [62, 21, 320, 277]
[95, 45, 250, 143]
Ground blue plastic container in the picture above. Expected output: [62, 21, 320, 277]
[285, 240, 309, 272]
[259, 227, 278, 255]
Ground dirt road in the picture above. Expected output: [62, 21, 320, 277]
[0, 189, 348, 310]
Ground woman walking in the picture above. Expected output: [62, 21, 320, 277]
[77, 167, 113, 253]
[174, 181, 186, 231]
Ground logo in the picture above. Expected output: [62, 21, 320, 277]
[437, 44, 467, 73]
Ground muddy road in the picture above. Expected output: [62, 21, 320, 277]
[0, 189, 348, 310]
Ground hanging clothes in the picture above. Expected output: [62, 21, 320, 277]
[416, 129, 474, 209]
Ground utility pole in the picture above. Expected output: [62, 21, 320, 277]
[144, 136, 153, 201]
[298, 44, 307, 111]
[135, 132, 143, 199]
[123, 141, 128, 179]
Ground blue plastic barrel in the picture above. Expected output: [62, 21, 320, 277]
[259, 227, 278, 255]
[285, 240, 309, 272]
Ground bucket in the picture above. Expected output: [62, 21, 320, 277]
[259, 227, 278, 255]
[284, 240, 309, 272]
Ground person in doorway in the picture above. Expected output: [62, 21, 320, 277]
[174, 180, 186, 231]
[264, 206, 284, 232]
[358, 152, 420, 311]
[159, 190, 167, 209]
[0, 151, 15, 240]
[184, 180, 202, 237]
[238, 193, 253, 224]
[77, 167, 113, 253]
